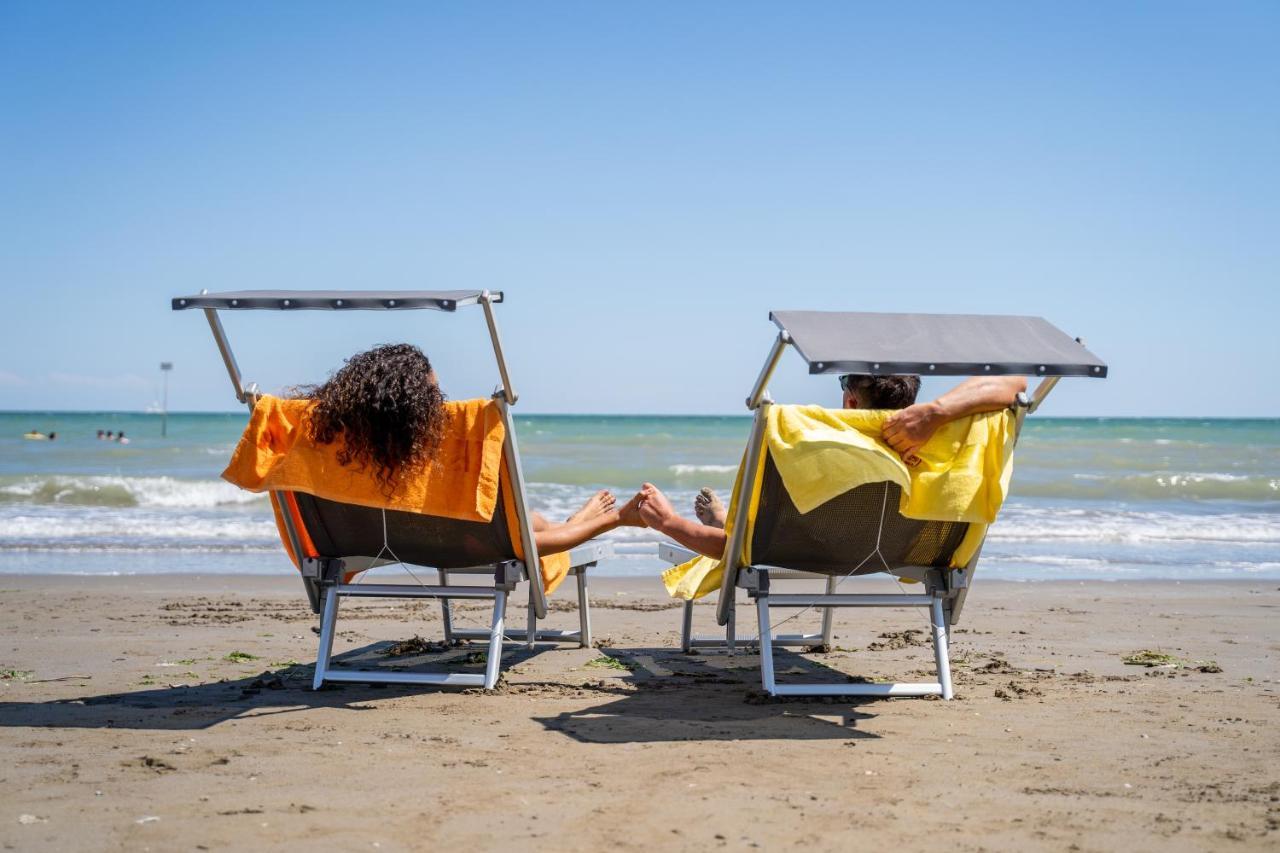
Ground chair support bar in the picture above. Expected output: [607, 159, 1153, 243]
[334, 583, 498, 599]
[203, 307, 249, 406]
[754, 579, 955, 700]
[756, 593, 935, 608]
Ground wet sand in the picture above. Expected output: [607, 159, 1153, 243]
[1, 573, 1277, 851]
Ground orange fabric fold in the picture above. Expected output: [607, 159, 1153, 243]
[224, 395, 570, 593]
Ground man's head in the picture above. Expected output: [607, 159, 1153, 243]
[840, 374, 921, 410]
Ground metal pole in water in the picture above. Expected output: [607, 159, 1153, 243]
[160, 362, 173, 437]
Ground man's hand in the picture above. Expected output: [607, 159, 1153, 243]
[882, 401, 944, 466]
[636, 483, 678, 532]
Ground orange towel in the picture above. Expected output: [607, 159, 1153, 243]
[223, 395, 570, 592]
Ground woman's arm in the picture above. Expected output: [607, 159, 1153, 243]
[532, 493, 646, 556]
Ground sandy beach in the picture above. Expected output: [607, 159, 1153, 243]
[1, 573, 1276, 851]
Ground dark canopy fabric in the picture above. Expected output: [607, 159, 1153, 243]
[770, 310, 1107, 377]
[172, 290, 499, 312]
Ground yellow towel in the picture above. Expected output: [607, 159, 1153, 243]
[223, 395, 571, 593]
[662, 404, 1016, 600]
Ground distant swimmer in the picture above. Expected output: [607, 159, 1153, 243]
[116, 431, 129, 445]
[48, 432, 56, 441]
[23, 430, 50, 441]
[97, 430, 105, 440]
[105, 431, 114, 440]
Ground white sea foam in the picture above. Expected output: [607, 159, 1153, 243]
[0, 475, 264, 509]
[992, 507, 1280, 544]
[668, 464, 738, 475]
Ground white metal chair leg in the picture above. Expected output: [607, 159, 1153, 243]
[576, 570, 592, 648]
[931, 595, 954, 700]
[439, 570, 454, 642]
[312, 586, 340, 690]
[756, 595, 776, 695]
[680, 600, 694, 653]
[819, 575, 837, 649]
[484, 589, 507, 689]
[525, 594, 536, 650]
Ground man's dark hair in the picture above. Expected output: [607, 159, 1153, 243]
[842, 374, 921, 409]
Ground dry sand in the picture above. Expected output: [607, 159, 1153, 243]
[1, 573, 1277, 851]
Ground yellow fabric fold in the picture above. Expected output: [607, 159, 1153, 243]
[662, 404, 1016, 600]
[222, 395, 570, 593]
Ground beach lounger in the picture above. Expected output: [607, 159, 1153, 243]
[172, 290, 611, 690]
[661, 311, 1107, 699]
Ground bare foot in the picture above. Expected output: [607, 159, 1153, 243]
[617, 492, 647, 527]
[567, 489, 615, 524]
[693, 487, 727, 529]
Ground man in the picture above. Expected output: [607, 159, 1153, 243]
[638, 374, 1027, 558]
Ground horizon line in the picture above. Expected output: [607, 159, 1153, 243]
[3, 409, 1279, 421]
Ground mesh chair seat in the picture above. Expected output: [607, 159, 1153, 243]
[749, 456, 969, 575]
[290, 483, 517, 570]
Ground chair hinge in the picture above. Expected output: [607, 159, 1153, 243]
[301, 557, 345, 582]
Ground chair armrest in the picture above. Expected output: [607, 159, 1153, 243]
[658, 541, 697, 566]
[567, 540, 614, 568]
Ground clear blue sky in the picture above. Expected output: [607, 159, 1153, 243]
[2, 2, 1277, 416]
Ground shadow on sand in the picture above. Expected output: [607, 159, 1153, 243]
[533, 645, 886, 743]
[1, 641, 888, 742]
[0, 640, 541, 732]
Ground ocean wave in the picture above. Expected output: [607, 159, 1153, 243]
[1014, 472, 1280, 502]
[0, 511, 278, 545]
[992, 507, 1280, 544]
[668, 464, 739, 476]
[0, 544, 279, 554]
[0, 475, 265, 509]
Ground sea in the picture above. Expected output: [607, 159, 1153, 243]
[2, 411, 1277, 581]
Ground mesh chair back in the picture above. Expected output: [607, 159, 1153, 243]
[749, 456, 970, 576]
[290, 482, 517, 570]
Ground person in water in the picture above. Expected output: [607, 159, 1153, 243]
[638, 373, 1027, 558]
[116, 431, 128, 444]
[297, 344, 646, 556]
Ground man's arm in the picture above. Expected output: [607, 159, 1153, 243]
[883, 375, 1027, 464]
[636, 483, 727, 559]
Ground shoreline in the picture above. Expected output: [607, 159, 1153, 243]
[7, 568, 1280, 581]
[4, 564, 1280, 582]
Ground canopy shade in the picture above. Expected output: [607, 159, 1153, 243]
[770, 311, 1107, 378]
[172, 290, 501, 312]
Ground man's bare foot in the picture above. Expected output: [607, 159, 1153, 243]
[617, 492, 647, 528]
[567, 489, 616, 524]
[693, 487, 727, 529]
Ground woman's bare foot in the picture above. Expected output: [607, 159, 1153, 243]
[567, 489, 616, 524]
[693, 487, 727, 528]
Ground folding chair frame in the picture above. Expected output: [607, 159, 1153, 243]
[662, 318, 1096, 699]
[174, 289, 606, 690]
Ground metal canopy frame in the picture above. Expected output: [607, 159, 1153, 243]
[670, 309, 1106, 700]
[173, 288, 597, 690]
[770, 310, 1108, 378]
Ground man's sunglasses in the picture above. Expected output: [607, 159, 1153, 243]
[838, 374, 862, 393]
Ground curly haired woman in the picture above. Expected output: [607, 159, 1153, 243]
[298, 343, 643, 555]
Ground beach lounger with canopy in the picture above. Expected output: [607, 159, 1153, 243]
[661, 311, 1106, 699]
[172, 290, 611, 690]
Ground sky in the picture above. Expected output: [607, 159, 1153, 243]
[2, 2, 1277, 416]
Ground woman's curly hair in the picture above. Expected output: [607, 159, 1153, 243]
[297, 344, 447, 494]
